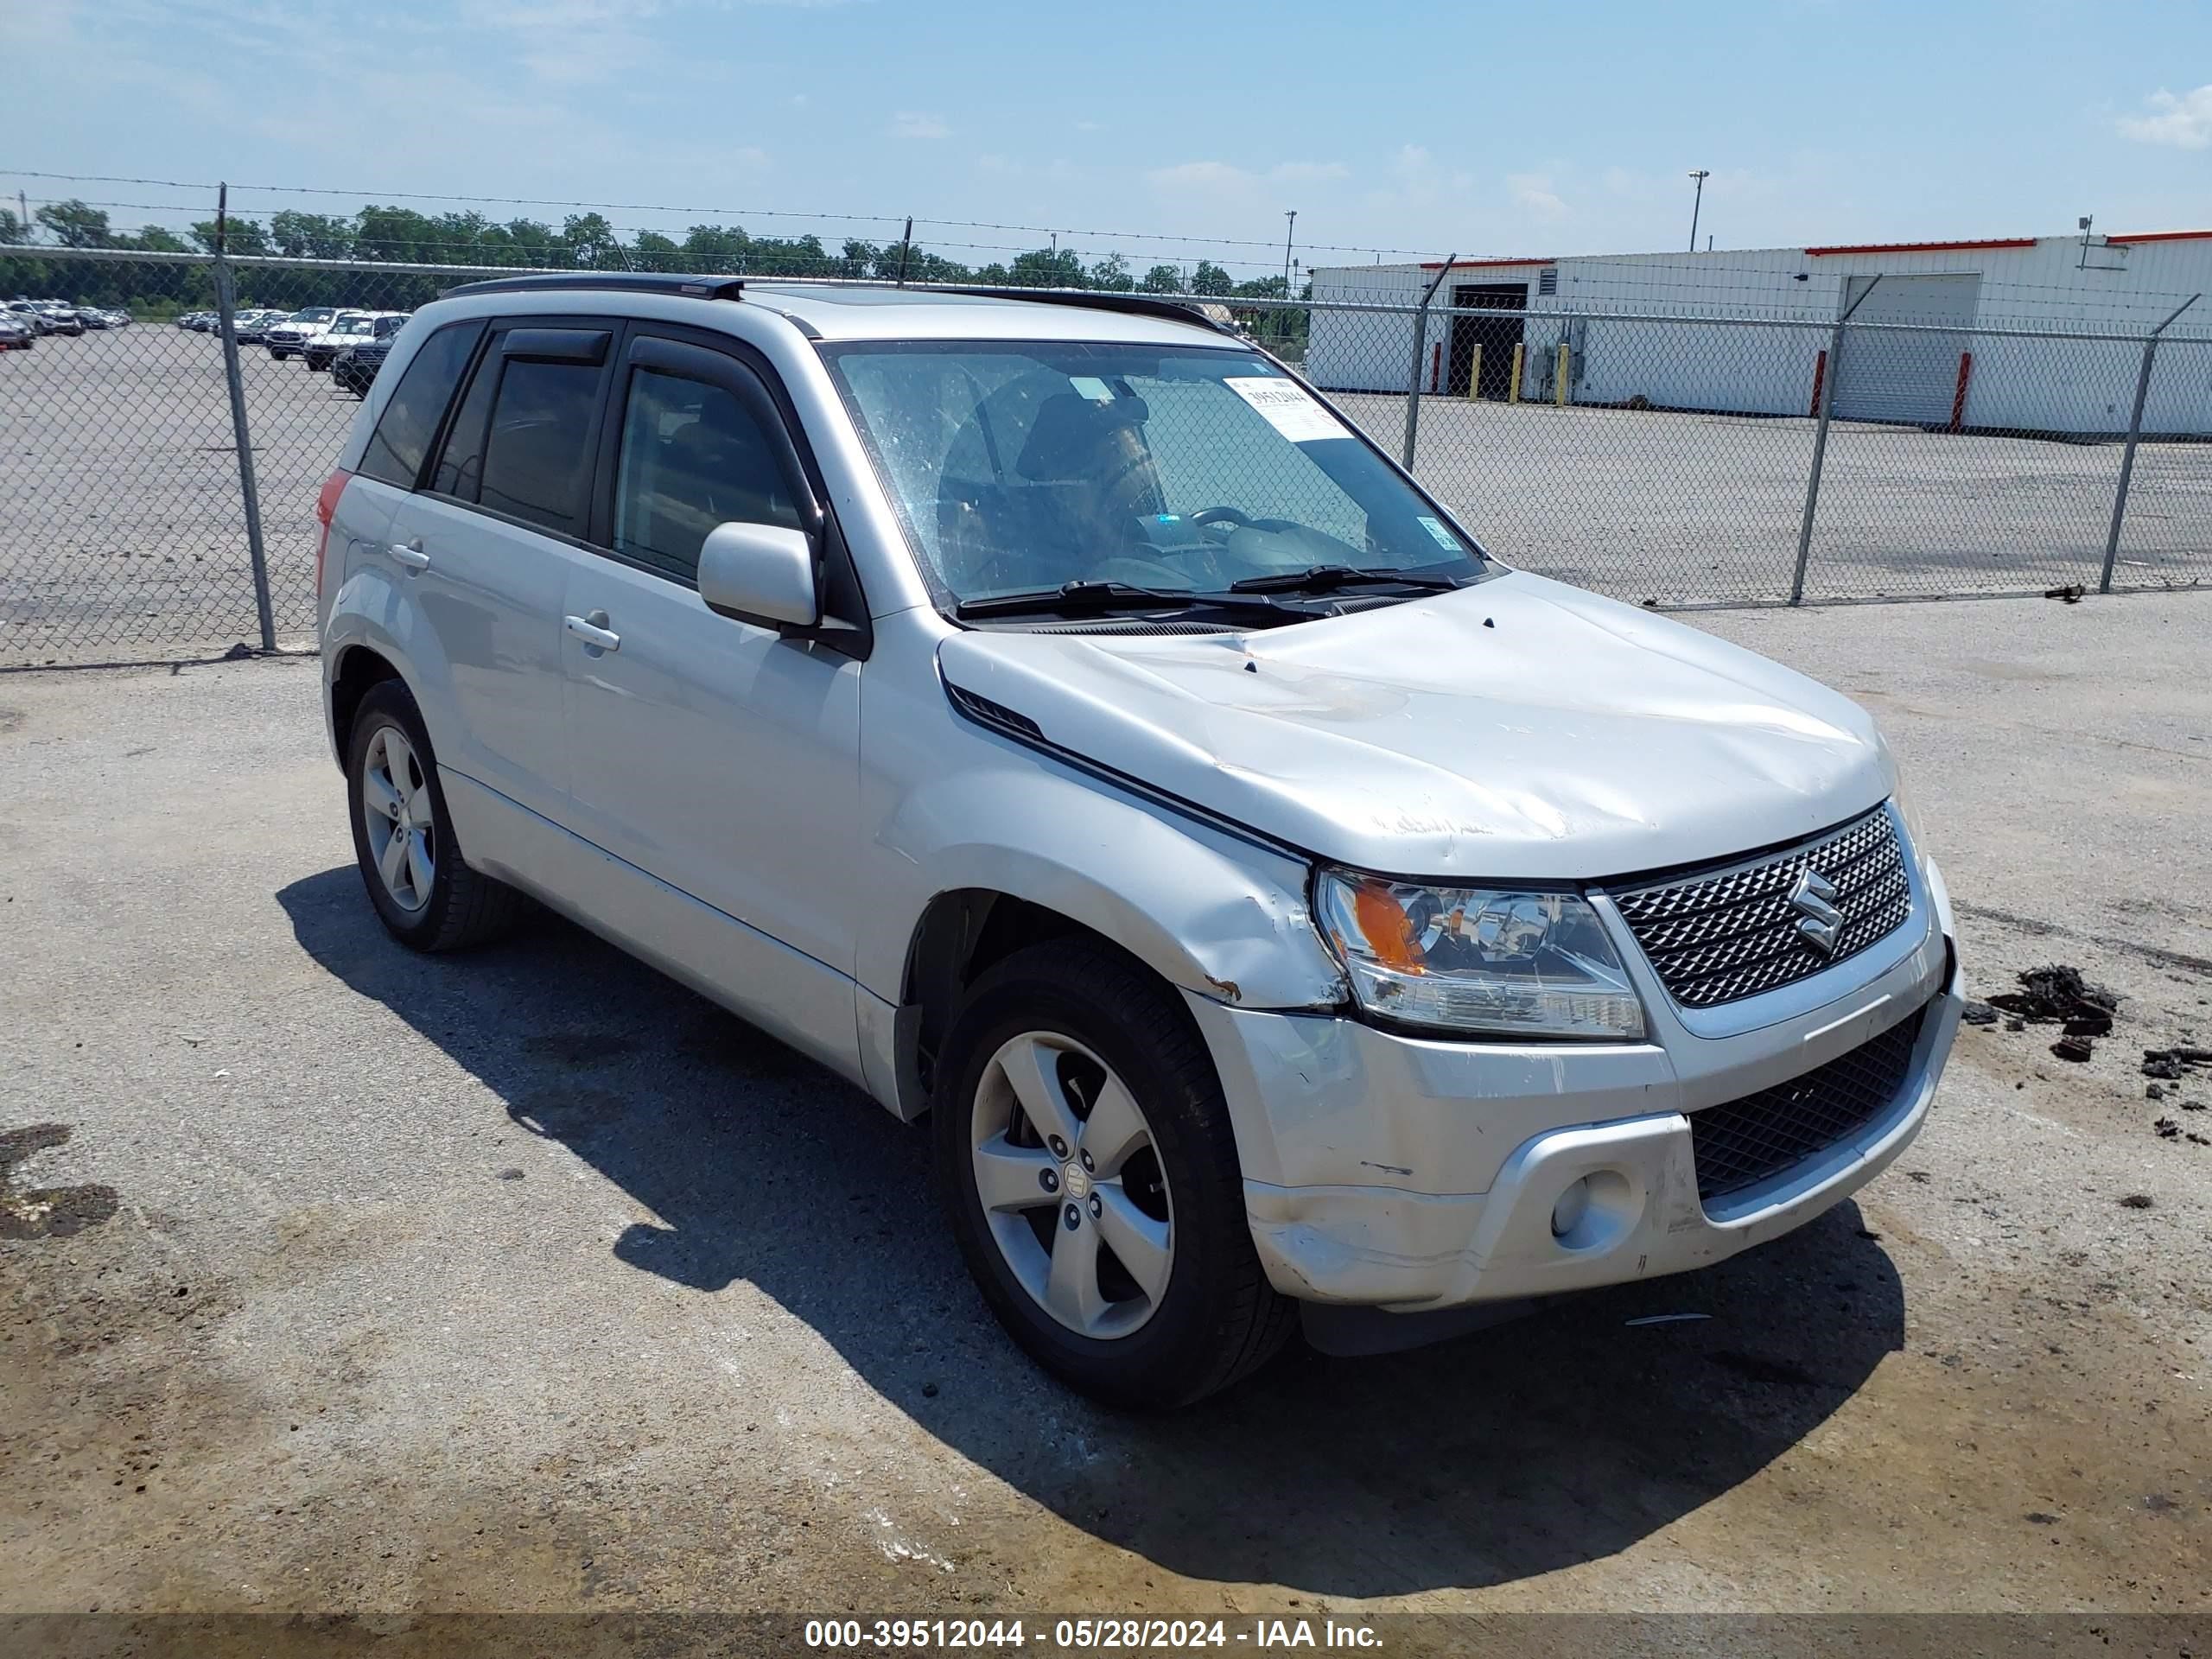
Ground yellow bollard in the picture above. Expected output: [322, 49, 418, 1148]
[1465, 343, 1482, 401]
[1554, 341, 1570, 407]
[1508, 341, 1523, 404]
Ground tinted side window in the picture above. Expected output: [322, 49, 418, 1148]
[611, 367, 802, 578]
[355, 321, 482, 489]
[475, 359, 604, 537]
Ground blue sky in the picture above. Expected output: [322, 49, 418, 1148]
[5, 0, 2209, 278]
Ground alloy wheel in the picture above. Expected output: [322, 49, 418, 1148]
[359, 725, 435, 913]
[969, 1031, 1174, 1339]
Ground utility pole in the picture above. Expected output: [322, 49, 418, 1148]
[1282, 208, 1297, 296]
[1688, 169, 1710, 253]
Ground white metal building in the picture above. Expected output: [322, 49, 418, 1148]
[1306, 230, 2212, 435]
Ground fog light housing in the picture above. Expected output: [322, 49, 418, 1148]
[1551, 1178, 1592, 1237]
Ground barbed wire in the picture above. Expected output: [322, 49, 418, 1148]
[0, 169, 1439, 259]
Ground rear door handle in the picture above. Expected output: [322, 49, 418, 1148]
[388, 539, 429, 570]
[563, 611, 620, 652]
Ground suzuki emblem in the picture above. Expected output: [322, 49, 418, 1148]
[1789, 868, 1845, 957]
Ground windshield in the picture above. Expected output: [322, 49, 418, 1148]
[821, 341, 1490, 609]
[330, 317, 373, 336]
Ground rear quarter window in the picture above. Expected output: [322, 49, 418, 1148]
[357, 321, 485, 490]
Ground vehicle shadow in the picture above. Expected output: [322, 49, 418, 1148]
[278, 865, 1908, 1598]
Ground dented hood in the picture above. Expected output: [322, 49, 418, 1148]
[936, 572, 1896, 880]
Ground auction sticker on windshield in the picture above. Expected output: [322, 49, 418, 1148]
[1224, 376, 1350, 443]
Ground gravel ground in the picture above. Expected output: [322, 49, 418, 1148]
[4, 327, 2207, 668]
[1, 591, 2209, 1651]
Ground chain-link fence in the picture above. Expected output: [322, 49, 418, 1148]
[2, 248, 2207, 664]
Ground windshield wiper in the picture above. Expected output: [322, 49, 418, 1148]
[1229, 563, 1465, 595]
[954, 580, 1291, 620]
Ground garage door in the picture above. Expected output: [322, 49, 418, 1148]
[1832, 273, 1980, 426]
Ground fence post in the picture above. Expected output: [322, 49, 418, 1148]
[2100, 293, 2199, 594]
[1401, 255, 1453, 471]
[1790, 275, 1882, 606]
[212, 185, 276, 652]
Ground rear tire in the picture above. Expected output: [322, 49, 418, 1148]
[346, 681, 525, 953]
[933, 940, 1294, 1409]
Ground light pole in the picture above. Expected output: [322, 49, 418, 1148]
[1688, 169, 1710, 253]
[1282, 209, 1296, 296]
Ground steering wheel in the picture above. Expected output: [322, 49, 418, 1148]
[1190, 505, 1252, 531]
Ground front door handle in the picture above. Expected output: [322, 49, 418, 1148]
[563, 611, 621, 652]
[388, 539, 430, 570]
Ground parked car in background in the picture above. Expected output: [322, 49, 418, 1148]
[33, 302, 84, 337]
[315, 276, 1961, 1408]
[305, 311, 408, 372]
[267, 307, 340, 360]
[176, 311, 216, 332]
[232, 309, 286, 343]
[6, 302, 55, 336]
[77, 307, 112, 331]
[329, 316, 412, 397]
[0, 315, 32, 351]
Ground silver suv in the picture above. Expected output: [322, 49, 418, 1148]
[316, 275, 1961, 1408]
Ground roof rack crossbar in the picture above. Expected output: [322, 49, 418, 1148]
[438, 272, 746, 302]
[932, 285, 1238, 336]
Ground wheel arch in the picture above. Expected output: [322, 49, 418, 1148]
[327, 641, 409, 768]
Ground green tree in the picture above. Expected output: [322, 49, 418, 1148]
[1009, 245, 1088, 289]
[123, 225, 191, 253]
[0, 209, 29, 245]
[1190, 259, 1232, 296]
[1089, 252, 1134, 292]
[562, 213, 623, 268]
[188, 217, 270, 257]
[1139, 263, 1182, 294]
[681, 223, 751, 271]
[631, 230, 679, 268]
[900, 248, 974, 284]
[37, 199, 111, 248]
[842, 238, 882, 278]
[268, 210, 354, 260]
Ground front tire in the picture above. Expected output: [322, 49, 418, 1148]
[933, 941, 1294, 1409]
[346, 681, 524, 952]
[270, 348, 289, 361]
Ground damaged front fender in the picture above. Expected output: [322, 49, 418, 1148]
[861, 757, 1347, 1014]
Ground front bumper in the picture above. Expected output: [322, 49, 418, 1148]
[1185, 845, 1961, 1313]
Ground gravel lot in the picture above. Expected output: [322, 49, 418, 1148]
[2, 591, 2209, 1650]
[3, 327, 2206, 667]
[1337, 393, 2212, 606]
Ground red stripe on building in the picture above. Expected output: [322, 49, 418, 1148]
[2103, 229, 2212, 245]
[1418, 257, 1555, 270]
[1803, 238, 2038, 257]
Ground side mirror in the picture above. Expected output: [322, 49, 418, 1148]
[697, 521, 819, 630]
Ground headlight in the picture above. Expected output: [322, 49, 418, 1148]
[1314, 872, 1646, 1040]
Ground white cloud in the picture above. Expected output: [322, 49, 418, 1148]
[1272, 161, 1350, 184]
[888, 111, 949, 140]
[1507, 171, 1568, 221]
[1147, 159, 1348, 193]
[2116, 85, 2212, 149]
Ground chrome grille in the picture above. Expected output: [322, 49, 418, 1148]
[1690, 1003, 1927, 1203]
[1611, 808, 1912, 1008]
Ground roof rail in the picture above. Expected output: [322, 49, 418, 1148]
[933, 285, 1238, 336]
[438, 272, 745, 302]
